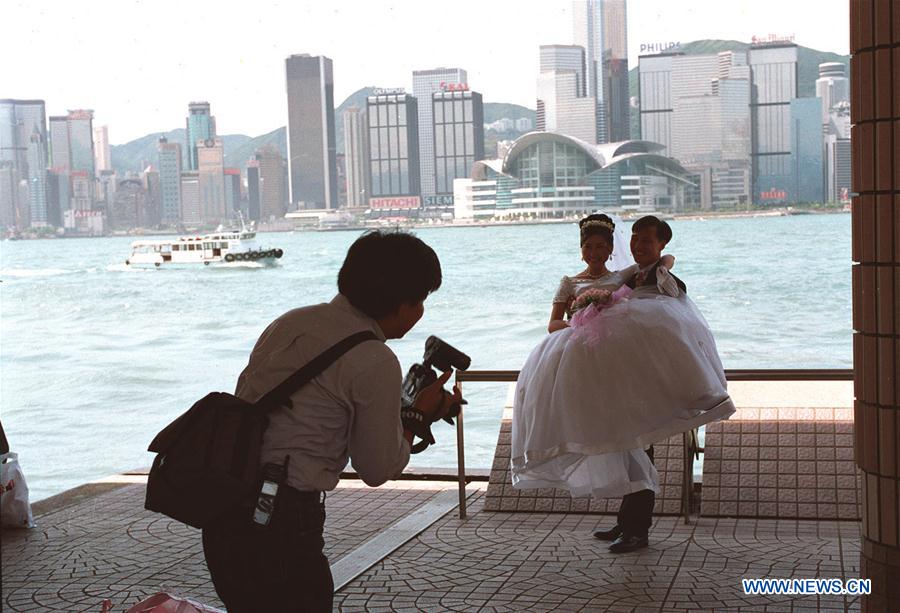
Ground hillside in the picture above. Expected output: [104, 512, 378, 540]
[110, 129, 252, 174]
[110, 87, 536, 173]
[627, 39, 850, 136]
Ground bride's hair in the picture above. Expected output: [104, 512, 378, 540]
[579, 214, 615, 246]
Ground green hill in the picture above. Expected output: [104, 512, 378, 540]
[628, 39, 850, 137]
[111, 88, 536, 174]
[483, 102, 535, 124]
[628, 39, 850, 97]
[110, 129, 252, 174]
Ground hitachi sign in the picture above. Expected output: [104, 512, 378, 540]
[640, 42, 680, 54]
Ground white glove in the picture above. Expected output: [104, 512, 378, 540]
[656, 266, 680, 297]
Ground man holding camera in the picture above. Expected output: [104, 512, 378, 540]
[202, 231, 462, 612]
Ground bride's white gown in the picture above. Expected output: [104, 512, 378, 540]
[511, 265, 735, 499]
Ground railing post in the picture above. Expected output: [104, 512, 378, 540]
[455, 374, 466, 519]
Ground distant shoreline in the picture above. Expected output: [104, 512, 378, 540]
[309, 207, 848, 233]
[4, 206, 849, 240]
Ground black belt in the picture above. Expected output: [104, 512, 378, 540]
[279, 485, 325, 505]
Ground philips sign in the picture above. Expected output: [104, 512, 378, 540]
[639, 41, 680, 54]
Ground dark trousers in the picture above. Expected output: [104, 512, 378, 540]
[202, 487, 332, 613]
[616, 446, 655, 537]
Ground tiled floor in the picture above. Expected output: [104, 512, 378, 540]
[1, 479, 864, 612]
[702, 407, 861, 520]
[485, 410, 690, 516]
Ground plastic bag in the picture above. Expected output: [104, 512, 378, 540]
[123, 592, 225, 613]
[1, 452, 36, 528]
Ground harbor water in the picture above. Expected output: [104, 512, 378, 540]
[0, 213, 851, 501]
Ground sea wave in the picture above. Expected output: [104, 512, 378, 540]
[0, 267, 76, 278]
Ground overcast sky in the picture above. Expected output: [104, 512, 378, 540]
[2, 0, 849, 144]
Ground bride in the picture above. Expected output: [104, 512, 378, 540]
[511, 213, 735, 500]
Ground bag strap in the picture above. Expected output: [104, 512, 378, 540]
[254, 330, 379, 411]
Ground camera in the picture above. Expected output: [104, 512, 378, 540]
[401, 336, 471, 452]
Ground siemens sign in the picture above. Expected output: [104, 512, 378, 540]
[423, 195, 454, 207]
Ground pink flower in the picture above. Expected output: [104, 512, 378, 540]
[571, 288, 612, 312]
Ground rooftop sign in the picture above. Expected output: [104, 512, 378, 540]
[372, 87, 406, 96]
[750, 33, 796, 44]
[639, 42, 680, 54]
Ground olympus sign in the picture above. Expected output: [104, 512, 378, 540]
[372, 87, 406, 96]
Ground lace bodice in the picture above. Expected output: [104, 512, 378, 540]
[553, 264, 638, 305]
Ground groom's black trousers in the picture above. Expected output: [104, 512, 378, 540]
[617, 446, 655, 537]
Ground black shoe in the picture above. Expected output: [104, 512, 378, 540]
[608, 533, 649, 553]
[592, 524, 623, 541]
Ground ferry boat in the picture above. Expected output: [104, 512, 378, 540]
[125, 222, 284, 268]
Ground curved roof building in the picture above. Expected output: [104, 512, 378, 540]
[459, 131, 696, 220]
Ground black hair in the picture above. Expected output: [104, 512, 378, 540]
[337, 231, 442, 319]
[578, 213, 615, 247]
[632, 215, 673, 245]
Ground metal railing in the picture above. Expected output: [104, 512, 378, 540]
[452, 368, 853, 520]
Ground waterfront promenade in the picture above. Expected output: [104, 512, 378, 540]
[1, 379, 864, 612]
[1, 475, 861, 612]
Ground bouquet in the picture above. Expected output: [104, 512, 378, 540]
[571, 288, 613, 312]
[569, 285, 633, 346]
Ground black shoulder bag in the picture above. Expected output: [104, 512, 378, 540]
[144, 330, 377, 529]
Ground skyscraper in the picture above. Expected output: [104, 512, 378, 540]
[432, 89, 484, 205]
[185, 102, 215, 171]
[537, 46, 597, 143]
[157, 136, 183, 225]
[816, 62, 850, 125]
[573, 0, 630, 143]
[246, 161, 261, 222]
[285, 54, 338, 209]
[639, 51, 751, 209]
[412, 67, 467, 197]
[637, 52, 677, 152]
[93, 125, 111, 174]
[366, 91, 420, 213]
[66, 110, 95, 177]
[254, 145, 286, 221]
[540, 45, 586, 95]
[49, 115, 71, 171]
[748, 42, 798, 204]
[0, 99, 49, 228]
[180, 171, 201, 225]
[197, 137, 226, 223]
[343, 106, 370, 207]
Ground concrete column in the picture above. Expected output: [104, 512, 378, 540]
[850, 0, 900, 609]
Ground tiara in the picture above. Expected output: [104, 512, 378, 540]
[581, 220, 614, 232]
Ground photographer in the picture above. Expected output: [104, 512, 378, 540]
[202, 231, 462, 613]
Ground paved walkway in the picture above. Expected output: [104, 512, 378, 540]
[2, 477, 862, 612]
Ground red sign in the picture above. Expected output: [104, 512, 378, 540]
[369, 196, 421, 210]
[439, 82, 469, 92]
[760, 188, 787, 200]
[751, 33, 795, 45]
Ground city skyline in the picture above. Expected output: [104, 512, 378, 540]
[2, 0, 850, 144]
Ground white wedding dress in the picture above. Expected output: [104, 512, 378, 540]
[511, 264, 735, 499]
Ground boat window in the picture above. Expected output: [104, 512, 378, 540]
[245, 233, 255, 239]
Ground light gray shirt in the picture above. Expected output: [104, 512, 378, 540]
[235, 294, 410, 492]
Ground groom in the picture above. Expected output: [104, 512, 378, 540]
[594, 215, 685, 553]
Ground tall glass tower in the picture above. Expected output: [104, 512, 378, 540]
[412, 67, 467, 197]
[185, 102, 215, 171]
[0, 99, 48, 227]
[748, 42, 798, 204]
[285, 54, 338, 209]
[573, 0, 630, 143]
